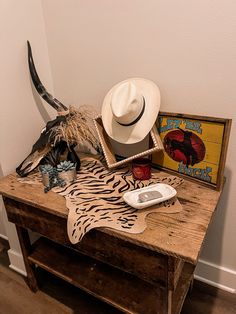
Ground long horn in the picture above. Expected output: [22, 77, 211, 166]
[27, 41, 68, 112]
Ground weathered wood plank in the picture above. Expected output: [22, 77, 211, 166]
[4, 197, 69, 243]
[15, 226, 38, 292]
[171, 263, 195, 314]
[168, 257, 184, 291]
[176, 180, 221, 209]
[0, 165, 222, 264]
[29, 237, 168, 314]
[0, 173, 67, 217]
[74, 231, 168, 287]
[4, 197, 168, 286]
[0, 155, 223, 314]
[0, 167, 221, 217]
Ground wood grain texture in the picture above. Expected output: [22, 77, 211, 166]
[217, 118, 232, 190]
[73, 230, 168, 286]
[4, 197, 69, 244]
[1, 246, 235, 314]
[171, 263, 195, 314]
[0, 158, 223, 314]
[28, 237, 168, 314]
[15, 226, 38, 292]
[168, 257, 184, 291]
[0, 165, 222, 264]
[4, 197, 168, 286]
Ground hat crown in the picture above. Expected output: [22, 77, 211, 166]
[111, 82, 143, 125]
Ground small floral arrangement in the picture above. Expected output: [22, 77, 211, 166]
[56, 161, 77, 184]
[39, 160, 77, 193]
[57, 161, 76, 172]
[39, 164, 66, 193]
[40, 164, 54, 175]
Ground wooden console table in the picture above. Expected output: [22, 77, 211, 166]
[0, 171, 222, 314]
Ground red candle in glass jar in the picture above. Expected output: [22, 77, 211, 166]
[132, 158, 151, 180]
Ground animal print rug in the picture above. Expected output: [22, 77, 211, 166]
[18, 156, 184, 244]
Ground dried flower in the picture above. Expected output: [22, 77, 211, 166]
[52, 105, 101, 154]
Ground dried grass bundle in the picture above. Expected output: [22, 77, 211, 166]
[53, 105, 101, 153]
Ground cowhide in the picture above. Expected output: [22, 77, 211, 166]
[56, 157, 184, 243]
[18, 156, 184, 244]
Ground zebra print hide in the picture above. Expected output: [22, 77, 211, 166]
[55, 157, 184, 244]
[18, 156, 184, 244]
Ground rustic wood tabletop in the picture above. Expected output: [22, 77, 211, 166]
[0, 166, 222, 265]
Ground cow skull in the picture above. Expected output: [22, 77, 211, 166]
[16, 41, 99, 177]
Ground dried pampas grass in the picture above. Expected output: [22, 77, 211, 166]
[52, 105, 101, 154]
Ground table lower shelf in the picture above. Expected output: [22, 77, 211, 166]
[28, 237, 166, 314]
[28, 237, 193, 314]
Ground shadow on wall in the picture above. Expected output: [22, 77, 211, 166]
[0, 164, 7, 238]
[30, 79, 51, 124]
[196, 165, 232, 293]
[0, 163, 4, 178]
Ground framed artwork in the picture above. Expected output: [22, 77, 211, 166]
[152, 112, 231, 190]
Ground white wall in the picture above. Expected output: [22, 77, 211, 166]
[42, 0, 236, 291]
[0, 0, 235, 292]
[0, 0, 55, 274]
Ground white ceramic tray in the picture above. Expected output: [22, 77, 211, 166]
[123, 183, 177, 209]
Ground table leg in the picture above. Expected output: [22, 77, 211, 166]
[187, 276, 194, 296]
[15, 225, 38, 292]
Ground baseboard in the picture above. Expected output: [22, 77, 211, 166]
[0, 233, 8, 241]
[195, 259, 236, 293]
[7, 249, 27, 277]
[9, 264, 27, 277]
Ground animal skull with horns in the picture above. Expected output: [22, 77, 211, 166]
[16, 41, 101, 177]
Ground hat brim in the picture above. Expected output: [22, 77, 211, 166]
[101, 78, 161, 144]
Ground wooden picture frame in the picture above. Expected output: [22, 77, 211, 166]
[94, 116, 164, 169]
[152, 112, 232, 190]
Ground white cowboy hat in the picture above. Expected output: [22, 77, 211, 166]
[101, 78, 161, 144]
